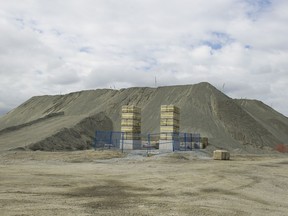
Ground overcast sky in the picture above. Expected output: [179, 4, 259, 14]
[0, 0, 287, 117]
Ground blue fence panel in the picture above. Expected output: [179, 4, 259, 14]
[94, 131, 124, 151]
[147, 132, 201, 151]
[94, 130, 202, 152]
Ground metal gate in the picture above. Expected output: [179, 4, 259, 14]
[147, 132, 201, 151]
[94, 131, 201, 152]
[93, 131, 124, 151]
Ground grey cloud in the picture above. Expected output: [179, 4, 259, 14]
[0, 0, 288, 117]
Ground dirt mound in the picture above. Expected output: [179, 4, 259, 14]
[0, 112, 64, 135]
[26, 112, 113, 151]
[0, 82, 287, 152]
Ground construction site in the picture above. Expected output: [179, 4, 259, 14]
[0, 83, 288, 215]
[94, 105, 206, 153]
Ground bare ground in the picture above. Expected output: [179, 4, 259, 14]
[0, 150, 288, 216]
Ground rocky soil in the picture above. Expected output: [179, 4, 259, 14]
[0, 150, 288, 216]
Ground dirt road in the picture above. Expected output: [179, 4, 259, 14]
[0, 150, 288, 216]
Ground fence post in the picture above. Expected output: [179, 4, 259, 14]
[121, 132, 124, 153]
[94, 131, 98, 150]
[173, 132, 174, 151]
[148, 133, 151, 146]
[184, 133, 187, 151]
[109, 132, 113, 146]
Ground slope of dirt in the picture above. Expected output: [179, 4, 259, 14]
[0, 82, 287, 152]
[0, 111, 64, 135]
[27, 112, 113, 151]
[235, 99, 288, 144]
[0, 112, 112, 151]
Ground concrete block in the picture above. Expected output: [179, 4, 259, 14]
[159, 140, 180, 151]
[120, 140, 142, 150]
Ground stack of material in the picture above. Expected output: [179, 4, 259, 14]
[121, 105, 141, 140]
[159, 105, 180, 151]
[213, 150, 230, 160]
[160, 105, 180, 140]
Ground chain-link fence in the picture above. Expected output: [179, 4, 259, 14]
[94, 131, 203, 152]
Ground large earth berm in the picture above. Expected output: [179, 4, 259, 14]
[28, 112, 112, 151]
[0, 82, 288, 152]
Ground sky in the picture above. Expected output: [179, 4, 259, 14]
[0, 0, 287, 117]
